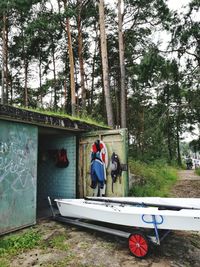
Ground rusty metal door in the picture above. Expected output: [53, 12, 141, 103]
[78, 129, 128, 198]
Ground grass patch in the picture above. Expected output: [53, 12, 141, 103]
[49, 234, 70, 251]
[42, 255, 75, 267]
[0, 229, 41, 257]
[101, 242, 116, 249]
[16, 105, 109, 128]
[0, 259, 10, 267]
[195, 168, 200, 176]
[129, 160, 178, 197]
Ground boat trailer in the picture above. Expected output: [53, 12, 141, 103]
[48, 197, 170, 258]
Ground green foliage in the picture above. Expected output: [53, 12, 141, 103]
[0, 229, 74, 266]
[189, 139, 200, 153]
[0, 259, 10, 267]
[129, 160, 178, 197]
[195, 168, 200, 176]
[18, 106, 109, 128]
[49, 235, 69, 251]
[128, 47, 186, 164]
[0, 229, 41, 256]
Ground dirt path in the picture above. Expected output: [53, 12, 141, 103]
[171, 170, 200, 198]
[7, 170, 200, 267]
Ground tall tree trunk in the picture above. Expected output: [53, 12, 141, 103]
[24, 60, 28, 107]
[22, 50, 28, 107]
[21, 19, 28, 107]
[114, 77, 120, 127]
[176, 84, 182, 166]
[63, 0, 76, 116]
[39, 53, 43, 106]
[5, 15, 9, 104]
[91, 54, 95, 108]
[10, 78, 13, 104]
[74, 60, 80, 114]
[118, 0, 126, 128]
[90, 21, 98, 109]
[77, 0, 86, 112]
[139, 107, 144, 156]
[167, 110, 173, 162]
[176, 95, 182, 166]
[63, 77, 67, 111]
[98, 0, 114, 128]
[1, 14, 6, 105]
[52, 45, 57, 110]
[166, 83, 173, 162]
[176, 118, 181, 166]
[1, 57, 4, 104]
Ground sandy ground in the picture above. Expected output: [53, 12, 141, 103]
[7, 170, 200, 267]
[171, 170, 200, 198]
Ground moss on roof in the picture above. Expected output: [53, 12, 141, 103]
[19, 106, 109, 129]
[0, 105, 110, 131]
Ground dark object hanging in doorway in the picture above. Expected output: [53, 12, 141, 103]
[56, 148, 69, 168]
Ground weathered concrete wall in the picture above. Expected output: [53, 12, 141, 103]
[0, 120, 38, 235]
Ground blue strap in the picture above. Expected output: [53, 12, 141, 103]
[142, 214, 164, 244]
[142, 214, 164, 225]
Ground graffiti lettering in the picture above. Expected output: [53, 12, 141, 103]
[0, 138, 36, 194]
[0, 142, 9, 153]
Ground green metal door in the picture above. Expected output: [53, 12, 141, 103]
[0, 120, 38, 235]
[78, 129, 128, 197]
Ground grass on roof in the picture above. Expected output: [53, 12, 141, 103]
[15, 106, 110, 128]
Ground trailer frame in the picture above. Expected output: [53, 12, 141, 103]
[48, 197, 171, 258]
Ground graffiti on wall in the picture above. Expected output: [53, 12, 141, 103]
[0, 128, 37, 196]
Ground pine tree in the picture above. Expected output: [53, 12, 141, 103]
[98, 0, 114, 127]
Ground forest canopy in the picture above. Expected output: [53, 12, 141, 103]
[0, 0, 199, 164]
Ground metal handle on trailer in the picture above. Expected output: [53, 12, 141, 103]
[48, 196, 56, 218]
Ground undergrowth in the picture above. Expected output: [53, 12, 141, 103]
[0, 229, 41, 257]
[128, 160, 178, 197]
[49, 234, 70, 251]
[195, 168, 200, 176]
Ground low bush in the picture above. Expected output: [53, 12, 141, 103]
[129, 160, 178, 197]
[0, 229, 41, 256]
[195, 168, 200, 176]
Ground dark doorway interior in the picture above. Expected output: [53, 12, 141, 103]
[37, 127, 77, 219]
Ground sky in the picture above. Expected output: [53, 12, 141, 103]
[167, 0, 190, 10]
[105, 0, 191, 10]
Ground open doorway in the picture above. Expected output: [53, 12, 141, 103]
[37, 127, 77, 219]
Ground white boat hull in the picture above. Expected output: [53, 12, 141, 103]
[55, 198, 200, 231]
[94, 197, 200, 209]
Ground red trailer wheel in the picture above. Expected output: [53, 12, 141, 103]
[128, 232, 149, 258]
